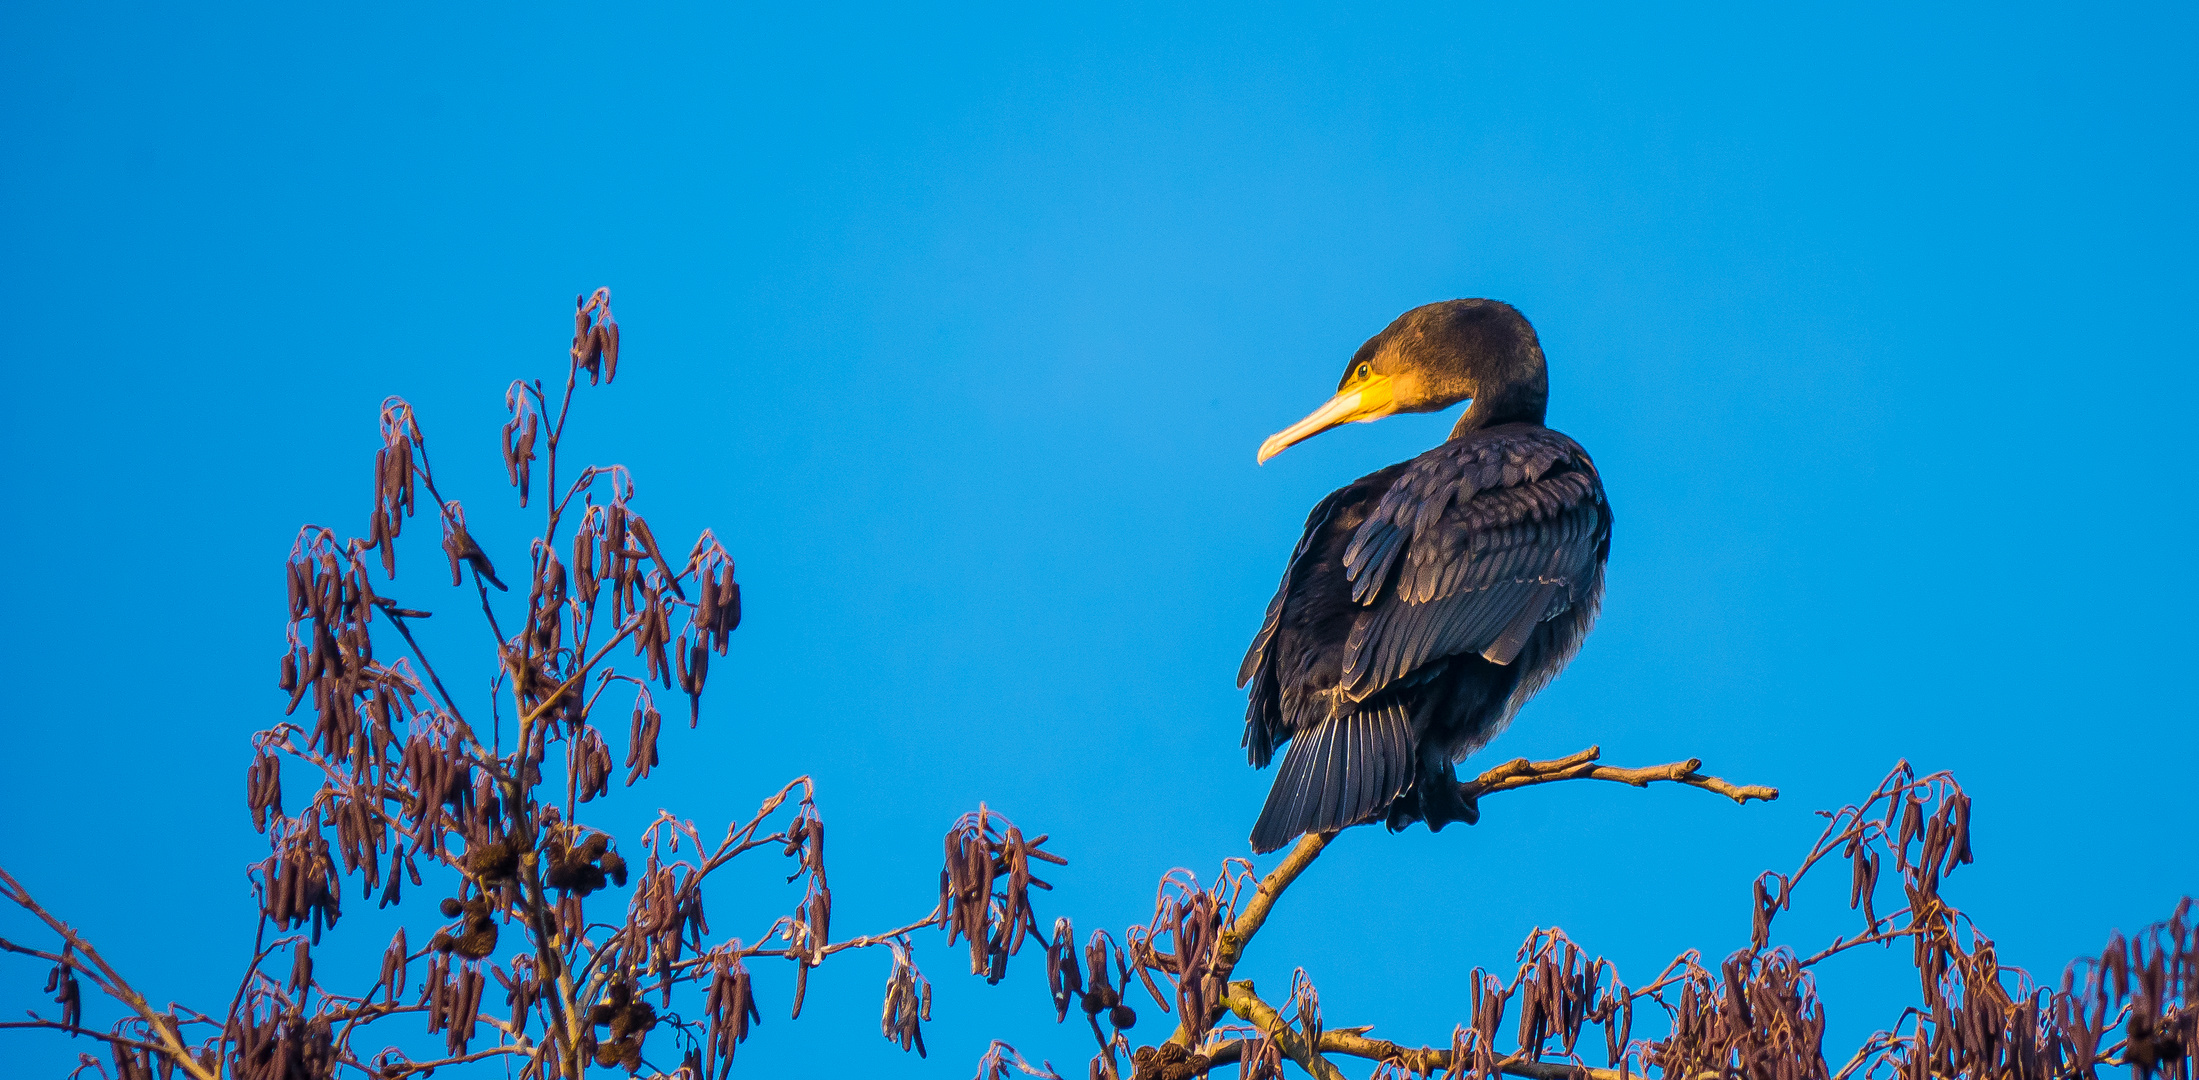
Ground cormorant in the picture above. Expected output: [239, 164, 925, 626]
[1239, 300, 1611, 854]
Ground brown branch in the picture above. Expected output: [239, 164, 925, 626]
[1832, 1030, 1909, 1080]
[219, 919, 286, 1060]
[1315, 1030, 1633, 1080]
[374, 1041, 531, 1078]
[375, 602, 466, 724]
[710, 908, 947, 968]
[515, 614, 642, 733]
[0, 1020, 182, 1059]
[1219, 979, 1347, 1080]
[542, 354, 589, 542]
[1459, 745, 1780, 806]
[1202, 1025, 1692, 1080]
[1210, 831, 1330, 985]
[0, 868, 219, 1080]
[1171, 749, 1776, 1054]
[514, 831, 583, 1073]
[1799, 922, 1920, 968]
[317, 992, 534, 1063]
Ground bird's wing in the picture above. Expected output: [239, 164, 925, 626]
[1237, 482, 1360, 768]
[1337, 430, 1608, 700]
[1238, 493, 1343, 690]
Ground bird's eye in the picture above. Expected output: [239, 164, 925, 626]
[1356, 363, 1372, 380]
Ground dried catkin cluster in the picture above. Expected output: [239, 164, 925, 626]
[943, 807, 1067, 984]
[700, 948, 762, 1075]
[255, 808, 344, 941]
[571, 288, 621, 385]
[1127, 871, 1236, 1050]
[881, 938, 934, 1056]
[3, 289, 1068, 1080]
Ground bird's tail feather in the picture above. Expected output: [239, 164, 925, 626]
[1248, 702, 1414, 854]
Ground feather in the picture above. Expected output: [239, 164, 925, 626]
[1482, 584, 1557, 665]
[1249, 706, 1415, 854]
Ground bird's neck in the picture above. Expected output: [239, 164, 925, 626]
[1452, 382, 1548, 436]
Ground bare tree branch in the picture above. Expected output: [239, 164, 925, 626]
[1458, 745, 1780, 806]
[1219, 979, 1347, 1080]
[0, 869, 218, 1080]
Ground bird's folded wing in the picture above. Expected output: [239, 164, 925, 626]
[1340, 469, 1604, 700]
[1239, 483, 1361, 768]
[1239, 492, 1345, 689]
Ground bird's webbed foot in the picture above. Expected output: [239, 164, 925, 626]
[1418, 764, 1480, 832]
[1441, 786, 1482, 828]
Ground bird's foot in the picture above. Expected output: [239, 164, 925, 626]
[1422, 785, 1480, 832]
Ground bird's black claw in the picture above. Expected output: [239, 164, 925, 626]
[1384, 793, 1422, 834]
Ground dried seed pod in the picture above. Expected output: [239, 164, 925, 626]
[574, 726, 613, 803]
[448, 963, 484, 1054]
[684, 640, 710, 723]
[424, 954, 451, 1032]
[697, 572, 719, 633]
[51, 964, 80, 1029]
[714, 564, 741, 647]
[628, 516, 683, 599]
[380, 929, 409, 1003]
[603, 501, 626, 560]
[288, 941, 313, 996]
[601, 319, 621, 382]
[505, 963, 537, 1037]
[624, 701, 662, 786]
[542, 551, 567, 610]
[572, 524, 599, 606]
[1046, 918, 1082, 1022]
[573, 296, 604, 381]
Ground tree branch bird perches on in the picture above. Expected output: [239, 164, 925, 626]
[1241, 300, 1613, 853]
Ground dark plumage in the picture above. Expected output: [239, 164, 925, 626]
[1240, 300, 1611, 853]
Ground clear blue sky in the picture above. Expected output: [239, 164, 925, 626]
[3, 2, 2193, 1076]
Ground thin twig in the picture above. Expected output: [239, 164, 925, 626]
[0, 868, 220, 1080]
[375, 602, 465, 724]
[0, 1020, 181, 1059]
[1459, 745, 1780, 806]
[1800, 923, 1921, 968]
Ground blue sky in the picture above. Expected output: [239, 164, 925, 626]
[2, 1, 2194, 1075]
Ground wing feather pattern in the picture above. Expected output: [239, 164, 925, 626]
[1338, 430, 1607, 698]
[1239, 495, 1343, 688]
[1239, 486, 1355, 768]
[1249, 701, 1414, 854]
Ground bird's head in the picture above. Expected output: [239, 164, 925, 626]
[1256, 299, 1549, 464]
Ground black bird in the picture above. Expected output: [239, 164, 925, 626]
[1239, 300, 1611, 853]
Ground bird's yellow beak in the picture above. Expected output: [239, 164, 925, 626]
[1256, 375, 1398, 464]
